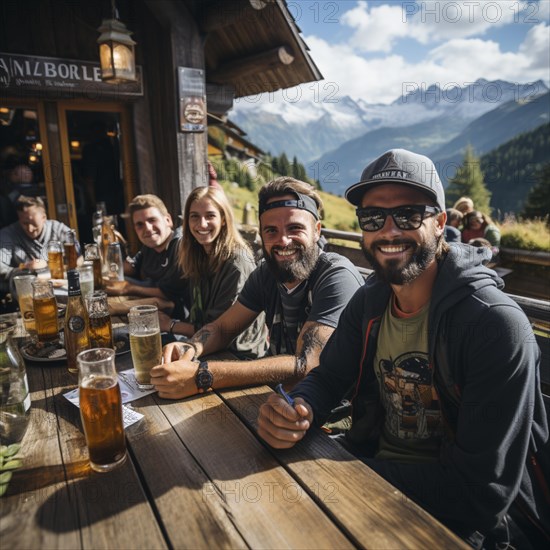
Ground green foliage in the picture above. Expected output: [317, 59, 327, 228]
[481, 123, 550, 215]
[500, 217, 550, 252]
[446, 145, 491, 213]
[0, 443, 23, 497]
[522, 163, 550, 224]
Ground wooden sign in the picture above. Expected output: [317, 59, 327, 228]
[178, 67, 206, 132]
[0, 52, 143, 99]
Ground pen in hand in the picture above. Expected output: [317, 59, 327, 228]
[275, 383, 295, 407]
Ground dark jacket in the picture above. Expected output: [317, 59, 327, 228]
[292, 243, 549, 538]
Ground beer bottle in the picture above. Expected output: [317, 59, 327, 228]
[64, 230, 78, 270]
[65, 270, 90, 373]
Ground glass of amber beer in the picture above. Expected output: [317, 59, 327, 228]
[86, 291, 113, 348]
[13, 274, 37, 339]
[128, 305, 162, 389]
[78, 348, 127, 472]
[31, 280, 59, 343]
[47, 240, 64, 280]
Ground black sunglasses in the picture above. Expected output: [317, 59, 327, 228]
[356, 205, 441, 232]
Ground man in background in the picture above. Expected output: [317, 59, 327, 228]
[0, 195, 79, 295]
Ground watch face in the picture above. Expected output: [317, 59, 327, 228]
[196, 365, 213, 391]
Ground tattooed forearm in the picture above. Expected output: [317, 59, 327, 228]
[191, 327, 211, 348]
[295, 324, 325, 377]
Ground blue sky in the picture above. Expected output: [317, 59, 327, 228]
[282, 0, 550, 104]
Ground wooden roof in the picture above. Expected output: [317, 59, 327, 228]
[184, 0, 322, 98]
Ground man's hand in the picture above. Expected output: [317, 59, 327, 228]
[162, 341, 197, 363]
[257, 393, 313, 449]
[150, 346, 198, 399]
[105, 279, 132, 296]
[25, 258, 48, 271]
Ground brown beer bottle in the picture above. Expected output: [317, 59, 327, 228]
[65, 270, 90, 373]
[64, 230, 78, 270]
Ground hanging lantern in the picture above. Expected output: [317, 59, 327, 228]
[97, 1, 136, 84]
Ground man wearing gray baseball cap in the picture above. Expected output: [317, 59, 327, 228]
[258, 149, 549, 548]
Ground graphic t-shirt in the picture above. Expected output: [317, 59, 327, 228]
[374, 297, 443, 463]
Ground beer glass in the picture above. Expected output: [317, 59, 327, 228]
[64, 230, 78, 270]
[106, 242, 124, 282]
[13, 274, 37, 338]
[128, 305, 161, 389]
[47, 240, 64, 280]
[84, 243, 103, 290]
[31, 280, 59, 343]
[78, 262, 94, 297]
[86, 291, 113, 349]
[78, 348, 127, 473]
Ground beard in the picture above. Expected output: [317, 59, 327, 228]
[263, 241, 320, 284]
[361, 236, 439, 285]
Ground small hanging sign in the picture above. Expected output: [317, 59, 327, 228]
[178, 67, 206, 133]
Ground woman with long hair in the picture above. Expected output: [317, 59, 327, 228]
[461, 210, 501, 248]
[159, 186, 266, 358]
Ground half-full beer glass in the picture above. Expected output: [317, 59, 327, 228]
[13, 274, 37, 338]
[78, 262, 94, 297]
[78, 348, 127, 472]
[31, 280, 59, 343]
[128, 305, 161, 389]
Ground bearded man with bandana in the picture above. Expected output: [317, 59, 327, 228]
[152, 177, 364, 399]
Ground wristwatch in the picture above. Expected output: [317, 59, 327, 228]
[195, 360, 213, 393]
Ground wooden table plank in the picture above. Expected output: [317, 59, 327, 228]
[124, 393, 248, 549]
[135, 391, 354, 549]
[219, 386, 468, 550]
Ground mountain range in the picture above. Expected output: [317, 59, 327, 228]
[231, 79, 550, 202]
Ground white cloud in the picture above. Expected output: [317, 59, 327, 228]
[341, 1, 410, 53]
[519, 23, 550, 71]
[341, 1, 538, 52]
[303, 24, 549, 104]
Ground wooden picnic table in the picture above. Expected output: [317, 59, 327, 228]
[1, 329, 467, 549]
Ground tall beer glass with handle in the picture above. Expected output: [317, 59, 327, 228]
[86, 291, 113, 349]
[128, 305, 161, 389]
[78, 348, 127, 472]
[13, 274, 37, 339]
[47, 240, 64, 280]
[31, 280, 59, 343]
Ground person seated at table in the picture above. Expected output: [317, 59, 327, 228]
[461, 210, 501, 249]
[155, 186, 267, 358]
[443, 208, 462, 243]
[0, 195, 80, 296]
[152, 177, 364, 399]
[452, 196, 474, 215]
[105, 194, 182, 300]
[256, 149, 549, 548]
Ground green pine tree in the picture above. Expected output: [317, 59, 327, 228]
[279, 153, 291, 176]
[522, 164, 550, 224]
[446, 145, 491, 213]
